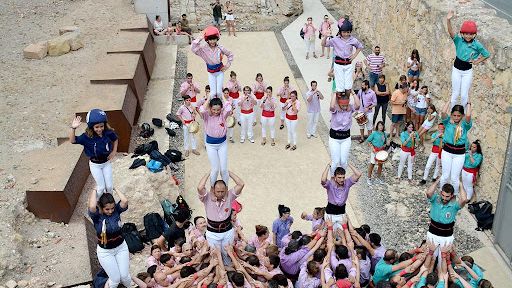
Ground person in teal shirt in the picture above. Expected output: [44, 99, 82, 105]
[420, 123, 445, 185]
[372, 249, 424, 285]
[366, 121, 388, 185]
[446, 10, 490, 109]
[425, 179, 467, 266]
[461, 140, 483, 201]
[397, 121, 419, 181]
[440, 102, 472, 195]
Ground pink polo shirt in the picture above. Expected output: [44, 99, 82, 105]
[239, 94, 257, 111]
[261, 96, 276, 112]
[277, 85, 296, 101]
[177, 104, 195, 123]
[248, 235, 272, 249]
[226, 79, 241, 93]
[199, 104, 232, 138]
[283, 100, 300, 116]
[198, 188, 239, 223]
[191, 39, 234, 69]
[180, 81, 200, 98]
[252, 81, 268, 94]
[302, 24, 317, 40]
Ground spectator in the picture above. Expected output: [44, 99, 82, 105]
[365, 46, 386, 88]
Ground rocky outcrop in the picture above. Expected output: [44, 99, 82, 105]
[325, 0, 512, 205]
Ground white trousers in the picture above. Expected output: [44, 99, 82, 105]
[206, 228, 235, 265]
[240, 112, 255, 140]
[423, 152, 440, 180]
[255, 99, 263, 123]
[227, 127, 234, 139]
[280, 102, 287, 121]
[208, 71, 224, 98]
[285, 118, 298, 145]
[206, 140, 229, 187]
[325, 213, 346, 232]
[397, 149, 414, 180]
[462, 170, 475, 200]
[329, 136, 351, 175]
[97, 241, 131, 288]
[334, 63, 353, 92]
[231, 98, 241, 120]
[307, 112, 320, 136]
[440, 151, 465, 195]
[89, 161, 113, 198]
[450, 67, 473, 109]
[182, 124, 197, 150]
[261, 115, 276, 139]
[304, 39, 315, 53]
[426, 232, 454, 268]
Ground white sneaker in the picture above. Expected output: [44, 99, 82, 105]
[240, 139, 245, 143]
[249, 138, 255, 143]
[307, 134, 311, 139]
[367, 178, 373, 185]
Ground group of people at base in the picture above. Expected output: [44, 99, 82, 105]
[72, 7, 494, 288]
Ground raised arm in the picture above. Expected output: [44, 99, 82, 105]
[197, 173, 210, 197]
[458, 182, 467, 207]
[229, 171, 245, 196]
[348, 163, 362, 182]
[426, 178, 440, 199]
[115, 188, 128, 209]
[88, 189, 98, 213]
[321, 163, 330, 185]
[465, 103, 472, 121]
[330, 93, 338, 112]
[69, 116, 81, 144]
[446, 11, 456, 39]
[352, 93, 361, 110]
[441, 101, 450, 120]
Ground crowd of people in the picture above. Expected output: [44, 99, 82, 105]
[74, 3, 495, 288]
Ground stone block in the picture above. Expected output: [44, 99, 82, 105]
[23, 41, 48, 60]
[48, 31, 83, 56]
[59, 25, 79, 35]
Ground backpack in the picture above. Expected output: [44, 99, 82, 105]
[299, 28, 305, 39]
[92, 269, 108, 288]
[161, 198, 176, 217]
[143, 212, 166, 240]
[165, 149, 183, 163]
[147, 160, 163, 173]
[468, 200, 494, 231]
[121, 223, 144, 253]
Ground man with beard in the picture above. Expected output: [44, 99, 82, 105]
[425, 178, 467, 262]
[356, 80, 377, 143]
[320, 163, 362, 231]
[364, 46, 386, 89]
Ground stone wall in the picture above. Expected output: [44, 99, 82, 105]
[324, 0, 512, 205]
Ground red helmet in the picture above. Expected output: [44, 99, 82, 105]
[203, 26, 220, 40]
[460, 20, 477, 34]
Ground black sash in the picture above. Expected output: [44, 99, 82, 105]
[453, 57, 472, 71]
[330, 128, 350, 140]
[326, 202, 346, 215]
[334, 56, 351, 65]
[97, 230, 124, 249]
[207, 217, 233, 233]
[428, 219, 455, 237]
[443, 143, 466, 155]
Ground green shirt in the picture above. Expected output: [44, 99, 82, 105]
[400, 131, 419, 148]
[442, 117, 472, 146]
[367, 131, 387, 148]
[464, 152, 482, 169]
[429, 193, 461, 224]
[373, 259, 400, 284]
[415, 276, 426, 288]
[453, 35, 490, 62]
[436, 280, 445, 288]
[432, 131, 442, 147]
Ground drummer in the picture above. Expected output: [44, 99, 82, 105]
[252, 73, 268, 126]
[366, 121, 388, 185]
[176, 95, 200, 157]
[357, 80, 377, 143]
[328, 91, 360, 175]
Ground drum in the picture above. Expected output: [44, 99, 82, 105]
[375, 150, 389, 164]
[354, 112, 368, 125]
[226, 115, 236, 128]
[188, 121, 200, 134]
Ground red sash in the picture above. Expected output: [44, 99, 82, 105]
[463, 167, 479, 184]
[184, 119, 193, 124]
[241, 109, 254, 114]
[229, 91, 239, 99]
[255, 92, 264, 100]
[286, 114, 298, 120]
[280, 97, 287, 103]
[191, 96, 197, 103]
[432, 145, 442, 159]
[401, 146, 416, 157]
[262, 110, 275, 117]
[373, 146, 385, 153]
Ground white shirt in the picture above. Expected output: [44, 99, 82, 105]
[416, 93, 427, 109]
[154, 20, 164, 32]
[407, 57, 420, 70]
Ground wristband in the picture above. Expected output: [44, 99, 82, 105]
[399, 270, 408, 276]
[342, 224, 348, 230]
[406, 281, 414, 287]
[327, 226, 333, 231]
[411, 256, 417, 262]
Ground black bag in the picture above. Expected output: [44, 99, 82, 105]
[165, 149, 183, 163]
[140, 123, 155, 138]
[133, 140, 159, 157]
[152, 118, 163, 127]
[299, 28, 305, 39]
[150, 149, 172, 166]
[166, 113, 182, 127]
[468, 201, 494, 231]
[121, 223, 144, 253]
[143, 212, 166, 240]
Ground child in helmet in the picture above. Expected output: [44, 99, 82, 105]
[446, 10, 490, 109]
[191, 26, 234, 99]
[70, 109, 118, 198]
[324, 18, 363, 95]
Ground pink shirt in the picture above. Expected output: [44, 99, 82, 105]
[261, 96, 276, 112]
[199, 104, 232, 138]
[226, 79, 241, 92]
[252, 81, 267, 93]
[277, 85, 296, 100]
[303, 214, 325, 231]
[177, 104, 195, 122]
[191, 39, 234, 69]
[239, 94, 257, 111]
[199, 188, 239, 222]
[147, 256, 163, 268]
[283, 100, 300, 116]
[320, 21, 333, 36]
[302, 24, 317, 39]
[249, 235, 272, 249]
[180, 81, 200, 98]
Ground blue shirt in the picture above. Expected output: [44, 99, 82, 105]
[429, 193, 461, 224]
[75, 129, 118, 160]
[453, 35, 490, 62]
[442, 117, 472, 146]
[464, 152, 482, 169]
[272, 216, 294, 248]
[366, 131, 387, 148]
[400, 131, 419, 148]
[432, 131, 442, 147]
[88, 202, 127, 236]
